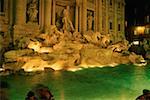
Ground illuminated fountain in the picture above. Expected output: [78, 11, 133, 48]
[1, 7, 147, 73]
[2, 25, 146, 73]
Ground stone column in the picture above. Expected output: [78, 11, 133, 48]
[95, 0, 98, 32]
[52, 0, 56, 25]
[82, 0, 87, 33]
[114, 0, 117, 35]
[75, 0, 79, 32]
[39, 0, 45, 31]
[122, 1, 125, 37]
[105, 0, 109, 34]
[9, 0, 14, 43]
[45, 0, 52, 32]
[15, 0, 26, 25]
[99, 0, 102, 33]
[9, 0, 14, 25]
[79, 2, 82, 32]
[4, 0, 9, 24]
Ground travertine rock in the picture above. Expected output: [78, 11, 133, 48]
[2, 9, 146, 72]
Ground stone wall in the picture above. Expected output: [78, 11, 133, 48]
[0, 0, 125, 45]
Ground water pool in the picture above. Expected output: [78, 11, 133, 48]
[0, 64, 150, 100]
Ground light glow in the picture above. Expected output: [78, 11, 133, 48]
[135, 26, 145, 35]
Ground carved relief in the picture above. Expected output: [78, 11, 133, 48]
[62, 6, 75, 33]
[26, 0, 39, 23]
[87, 10, 94, 31]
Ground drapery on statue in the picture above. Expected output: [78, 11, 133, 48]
[62, 6, 75, 33]
[27, 0, 38, 22]
[87, 12, 93, 31]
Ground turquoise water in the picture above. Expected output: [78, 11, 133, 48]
[0, 64, 150, 100]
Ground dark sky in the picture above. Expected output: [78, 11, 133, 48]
[125, 0, 150, 26]
[125, 0, 150, 7]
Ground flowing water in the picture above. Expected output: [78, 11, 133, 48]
[0, 64, 150, 100]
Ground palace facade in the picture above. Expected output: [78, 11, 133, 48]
[0, 0, 125, 43]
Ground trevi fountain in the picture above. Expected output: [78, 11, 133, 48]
[0, 0, 150, 100]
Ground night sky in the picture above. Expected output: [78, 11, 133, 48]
[125, 0, 150, 26]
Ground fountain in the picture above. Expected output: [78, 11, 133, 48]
[1, 7, 147, 73]
[2, 26, 146, 73]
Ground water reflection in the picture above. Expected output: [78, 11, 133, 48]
[132, 65, 150, 97]
[52, 71, 65, 100]
[0, 65, 150, 100]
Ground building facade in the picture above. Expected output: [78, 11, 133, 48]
[0, 0, 125, 43]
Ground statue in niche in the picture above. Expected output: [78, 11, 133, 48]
[62, 6, 75, 33]
[87, 12, 94, 31]
[27, 0, 38, 23]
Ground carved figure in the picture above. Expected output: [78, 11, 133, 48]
[107, 41, 129, 52]
[28, 40, 53, 53]
[62, 6, 74, 32]
[101, 34, 110, 47]
[27, 0, 38, 22]
[87, 12, 93, 30]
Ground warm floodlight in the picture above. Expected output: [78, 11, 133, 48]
[134, 26, 145, 35]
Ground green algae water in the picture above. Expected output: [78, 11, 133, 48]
[0, 64, 150, 100]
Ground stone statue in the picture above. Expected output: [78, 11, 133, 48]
[62, 6, 75, 33]
[87, 12, 93, 31]
[107, 40, 129, 52]
[101, 34, 111, 47]
[27, 0, 38, 22]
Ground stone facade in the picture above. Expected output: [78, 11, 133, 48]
[0, 0, 125, 44]
[1, 0, 147, 72]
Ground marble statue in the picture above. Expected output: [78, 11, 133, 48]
[62, 6, 75, 33]
[87, 12, 93, 31]
[107, 40, 129, 52]
[27, 0, 38, 22]
[27, 40, 53, 53]
[83, 31, 110, 47]
[101, 34, 111, 48]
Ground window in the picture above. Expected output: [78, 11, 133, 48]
[110, 0, 112, 5]
[118, 24, 121, 31]
[109, 22, 112, 30]
[0, 0, 4, 13]
[118, 2, 120, 8]
[146, 16, 149, 23]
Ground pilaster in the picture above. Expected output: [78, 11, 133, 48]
[52, 0, 56, 25]
[75, 0, 79, 32]
[15, 0, 26, 25]
[114, 0, 117, 40]
[82, 0, 87, 33]
[106, 0, 108, 34]
[39, 0, 45, 31]
[95, 0, 98, 31]
[79, 1, 82, 32]
[99, 0, 102, 33]
[45, 0, 52, 32]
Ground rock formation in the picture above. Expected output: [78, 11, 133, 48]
[2, 26, 146, 72]
[1, 7, 147, 72]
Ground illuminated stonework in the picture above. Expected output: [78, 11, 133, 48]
[0, 0, 146, 72]
[0, 0, 125, 43]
